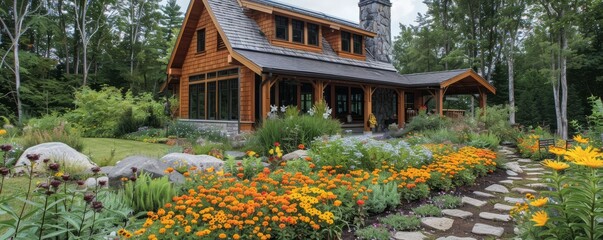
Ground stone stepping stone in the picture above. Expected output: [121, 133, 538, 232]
[526, 183, 548, 188]
[504, 162, 524, 173]
[472, 223, 505, 237]
[506, 170, 519, 176]
[512, 187, 537, 194]
[437, 237, 477, 240]
[525, 177, 541, 181]
[479, 212, 511, 222]
[473, 191, 495, 198]
[522, 167, 545, 171]
[499, 180, 514, 184]
[494, 203, 514, 211]
[517, 159, 533, 163]
[421, 217, 454, 231]
[526, 172, 544, 176]
[504, 197, 525, 204]
[442, 209, 473, 219]
[393, 231, 427, 240]
[462, 196, 487, 207]
[507, 177, 523, 180]
[485, 184, 509, 193]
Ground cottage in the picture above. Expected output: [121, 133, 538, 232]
[163, 0, 496, 134]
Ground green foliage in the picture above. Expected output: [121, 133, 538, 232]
[224, 156, 264, 180]
[365, 183, 400, 213]
[192, 142, 229, 155]
[355, 226, 390, 240]
[166, 121, 227, 143]
[379, 214, 421, 231]
[476, 105, 517, 142]
[21, 125, 84, 152]
[402, 114, 452, 135]
[422, 128, 463, 144]
[64, 87, 166, 138]
[115, 108, 143, 137]
[468, 132, 501, 150]
[283, 159, 312, 175]
[399, 183, 430, 202]
[249, 114, 341, 154]
[427, 171, 453, 191]
[121, 172, 176, 213]
[412, 204, 442, 217]
[586, 96, 603, 133]
[432, 194, 463, 209]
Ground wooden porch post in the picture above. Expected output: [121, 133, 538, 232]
[363, 85, 373, 133]
[313, 80, 324, 103]
[396, 89, 405, 127]
[436, 88, 444, 116]
[414, 93, 423, 109]
[479, 88, 487, 110]
[261, 75, 275, 119]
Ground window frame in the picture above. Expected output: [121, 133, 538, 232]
[275, 15, 289, 41]
[353, 34, 363, 55]
[341, 31, 351, 52]
[291, 19, 305, 43]
[197, 28, 206, 53]
[188, 68, 240, 121]
[307, 23, 319, 46]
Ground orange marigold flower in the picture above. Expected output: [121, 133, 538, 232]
[165, 167, 174, 174]
[298, 144, 305, 150]
[357, 200, 364, 206]
[334, 200, 342, 207]
[233, 234, 241, 240]
[218, 233, 227, 239]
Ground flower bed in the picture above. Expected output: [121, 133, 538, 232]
[127, 145, 497, 239]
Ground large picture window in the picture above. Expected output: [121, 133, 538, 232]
[188, 69, 239, 121]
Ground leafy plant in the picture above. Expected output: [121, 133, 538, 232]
[412, 204, 442, 217]
[114, 107, 143, 136]
[365, 182, 400, 213]
[402, 114, 451, 135]
[121, 172, 176, 213]
[432, 194, 463, 209]
[21, 124, 84, 151]
[468, 132, 501, 150]
[380, 214, 421, 231]
[355, 226, 390, 240]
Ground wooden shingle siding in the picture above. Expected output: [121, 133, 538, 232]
[250, 11, 274, 40]
[323, 26, 340, 52]
[179, 3, 239, 118]
[239, 67, 255, 131]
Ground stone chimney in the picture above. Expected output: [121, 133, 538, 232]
[359, 0, 392, 63]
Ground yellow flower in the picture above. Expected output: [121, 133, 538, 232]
[529, 197, 548, 207]
[54, 171, 64, 178]
[247, 151, 256, 157]
[531, 210, 549, 227]
[0, 129, 6, 136]
[574, 158, 603, 169]
[573, 135, 589, 144]
[564, 146, 602, 163]
[548, 146, 566, 156]
[219, 233, 227, 239]
[541, 159, 570, 171]
[269, 149, 274, 155]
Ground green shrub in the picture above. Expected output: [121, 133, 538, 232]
[422, 128, 463, 144]
[399, 183, 430, 202]
[476, 105, 517, 142]
[402, 114, 451, 134]
[21, 125, 84, 151]
[412, 204, 442, 217]
[380, 215, 421, 231]
[121, 172, 176, 213]
[468, 132, 500, 150]
[192, 142, 229, 155]
[355, 226, 390, 240]
[427, 171, 453, 191]
[123, 127, 166, 142]
[167, 121, 227, 143]
[432, 194, 463, 209]
[223, 156, 264, 180]
[115, 107, 143, 136]
[249, 114, 341, 154]
[365, 183, 400, 213]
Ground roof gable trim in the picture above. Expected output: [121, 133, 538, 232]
[440, 69, 496, 94]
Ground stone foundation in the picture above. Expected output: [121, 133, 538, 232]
[179, 119, 239, 135]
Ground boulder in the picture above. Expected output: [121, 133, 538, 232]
[15, 142, 96, 174]
[281, 150, 308, 161]
[160, 153, 224, 171]
[85, 176, 109, 189]
[225, 151, 246, 159]
[107, 156, 184, 186]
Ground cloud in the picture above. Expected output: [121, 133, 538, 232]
[169, 0, 426, 37]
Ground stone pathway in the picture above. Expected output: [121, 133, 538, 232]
[389, 145, 550, 239]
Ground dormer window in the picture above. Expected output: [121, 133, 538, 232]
[307, 23, 319, 46]
[341, 31, 351, 52]
[292, 19, 304, 43]
[275, 15, 289, 40]
[353, 34, 363, 54]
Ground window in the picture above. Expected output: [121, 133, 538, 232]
[217, 35, 226, 50]
[188, 69, 240, 121]
[292, 19, 304, 43]
[350, 88, 363, 116]
[207, 82, 216, 120]
[197, 29, 206, 53]
[307, 23, 319, 46]
[300, 83, 313, 113]
[335, 86, 348, 115]
[353, 34, 363, 54]
[189, 83, 206, 119]
[275, 15, 289, 40]
[218, 79, 239, 120]
[278, 81, 297, 107]
[341, 31, 351, 52]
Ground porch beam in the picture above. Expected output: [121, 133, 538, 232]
[363, 85, 373, 133]
[396, 89, 405, 127]
[261, 75, 277, 119]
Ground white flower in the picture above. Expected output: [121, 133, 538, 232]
[308, 108, 316, 116]
[322, 107, 332, 119]
[270, 105, 278, 113]
[280, 105, 287, 113]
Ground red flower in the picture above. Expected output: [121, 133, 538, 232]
[274, 142, 280, 147]
[357, 200, 365, 206]
[298, 144, 305, 150]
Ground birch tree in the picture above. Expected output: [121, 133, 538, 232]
[73, 0, 110, 86]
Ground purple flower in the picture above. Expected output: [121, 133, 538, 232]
[48, 163, 60, 172]
[83, 192, 95, 203]
[0, 144, 12, 152]
[26, 154, 40, 161]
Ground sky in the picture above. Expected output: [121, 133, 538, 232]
[169, 0, 427, 38]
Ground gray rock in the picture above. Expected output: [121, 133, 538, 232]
[107, 156, 184, 186]
[473, 191, 495, 198]
[526, 172, 544, 176]
[225, 151, 246, 159]
[437, 237, 477, 240]
[526, 183, 547, 188]
[494, 203, 514, 211]
[517, 158, 533, 163]
[525, 178, 541, 181]
[85, 176, 109, 189]
[485, 184, 509, 193]
[15, 142, 97, 174]
[507, 177, 523, 180]
[506, 170, 518, 176]
[504, 162, 523, 173]
[160, 153, 224, 170]
[462, 196, 487, 207]
[472, 223, 504, 237]
[512, 187, 537, 194]
[479, 212, 511, 222]
[100, 166, 114, 174]
[442, 209, 473, 219]
[421, 217, 454, 231]
[281, 150, 308, 161]
[522, 167, 545, 171]
[504, 197, 525, 204]
[393, 232, 427, 240]
[499, 180, 514, 184]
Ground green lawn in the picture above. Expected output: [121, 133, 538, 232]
[81, 138, 172, 166]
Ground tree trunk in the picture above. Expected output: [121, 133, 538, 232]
[507, 39, 515, 125]
[14, 38, 22, 124]
[560, 25, 568, 140]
